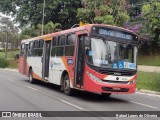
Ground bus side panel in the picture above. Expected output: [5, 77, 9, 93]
[18, 56, 25, 74]
[25, 61, 30, 77]
[27, 57, 42, 80]
[62, 56, 74, 87]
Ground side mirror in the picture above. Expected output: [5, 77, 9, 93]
[15, 54, 19, 60]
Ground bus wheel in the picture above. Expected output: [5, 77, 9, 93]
[63, 74, 73, 96]
[101, 93, 111, 97]
[29, 69, 36, 84]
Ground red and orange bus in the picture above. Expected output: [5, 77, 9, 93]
[18, 24, 138, 96]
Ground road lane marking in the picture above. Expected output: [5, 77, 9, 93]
[8, 79, 14, 82]
[26, 86, 38, 91]
[60, 100, 85, 110]
[130, 101, 159, 110]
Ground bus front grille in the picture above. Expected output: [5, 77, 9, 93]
[102, 80, 129, 84]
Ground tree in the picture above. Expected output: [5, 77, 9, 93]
[0, 17, 19, 48]
[141, 1, 160, 41]
[19, 21, 62, 38]
[77, 0, 130, 26]
[0, 0, 82, 29]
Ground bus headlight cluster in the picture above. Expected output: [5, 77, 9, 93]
[128, 79, 136, 84]
[86, 71, 102, 83]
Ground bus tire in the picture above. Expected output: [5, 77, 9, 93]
[29, 69, 36, 84]
[63, 74, 73, 96]
[101, 93, 111, 97]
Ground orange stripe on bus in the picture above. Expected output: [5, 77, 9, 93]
[128, 74, 137, 82]
[44, 37, 52, 41]
[61, 57, 69, 72]
[33, 72, 42, 80]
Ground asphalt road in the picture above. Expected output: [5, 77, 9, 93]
[0, 69, 160, 120]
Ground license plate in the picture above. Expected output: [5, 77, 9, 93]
[112, 87, 121, 90]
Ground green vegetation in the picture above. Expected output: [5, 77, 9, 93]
[0, 50, 19, 59]
[137, 71, 160, 92]
[77, 0, 129, 26]
[0, 50, 19, 68]
[0, 58, 9, 68]
[7, 59, 18, 69]
[138, 55, 160, 66]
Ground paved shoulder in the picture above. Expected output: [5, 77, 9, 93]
[138, 65, 160, 73]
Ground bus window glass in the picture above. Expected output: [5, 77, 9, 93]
[57, 47, 64, 56]
[88, 38, 136, 69]
[51, 48, 56, 56]
[52, 38, 57, 46]
[20, 43, 25, 56]
[56, 36, 65, 56]
[51, 38, 56, 57]
[39, 40, 44, 48]
[66, 34, 76, 45]
[65, 46, 75, 56]
[65, 34, 76, 56]
[58, 36, 65, 46]
[36, 40, 43, 56]
[28, 41, 35, 56]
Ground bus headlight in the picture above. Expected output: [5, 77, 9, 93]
[86, 71, 102, 83]
[128, 79, 136, 84]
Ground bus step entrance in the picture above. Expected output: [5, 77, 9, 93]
[43, 77, 49, 82]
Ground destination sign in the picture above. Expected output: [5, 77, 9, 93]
[98, 28, 132, 40]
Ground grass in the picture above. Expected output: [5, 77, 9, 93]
[0, 50, 19, 69]
[138, 55, 160, 66]
[7, 59, 18, 69]
[0, 50, 19, 59]
[137, 71, 160, 92]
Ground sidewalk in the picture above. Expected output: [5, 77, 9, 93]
[138, 65, 160, 73]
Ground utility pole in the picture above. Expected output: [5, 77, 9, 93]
[42, 0, 45, 35]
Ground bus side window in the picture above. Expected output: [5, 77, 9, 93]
[20, 43, 25, 56]
[65, 33, 76, 56]
[37, 39, 44, 56]
[28, 41, 34, 56]
[51, 37, 57, 57]
[56, 35, 65, 56]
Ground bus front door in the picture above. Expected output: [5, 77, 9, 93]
[74, 34, 87, 88]
[42, 40, 51, 80]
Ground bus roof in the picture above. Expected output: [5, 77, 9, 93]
[21, 24, 138, 44]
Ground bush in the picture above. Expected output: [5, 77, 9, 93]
[0, 58, 9, 68]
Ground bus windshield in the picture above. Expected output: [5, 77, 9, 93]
[87, 37, 137, 70]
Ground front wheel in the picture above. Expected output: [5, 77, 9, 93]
[29, 69, 36, 84]
[63, 74, 73, 96]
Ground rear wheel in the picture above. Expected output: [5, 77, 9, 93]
[63, 74, 73, 96]
[101, 93, 111, 97]
[29, 69, 36, 84]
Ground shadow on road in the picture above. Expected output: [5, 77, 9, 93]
[22, 79, 129, 103]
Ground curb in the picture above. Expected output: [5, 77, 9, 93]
[138, 65, 160, 73]
[136, 89, 160, 96]
[0, 68, 18, 72]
